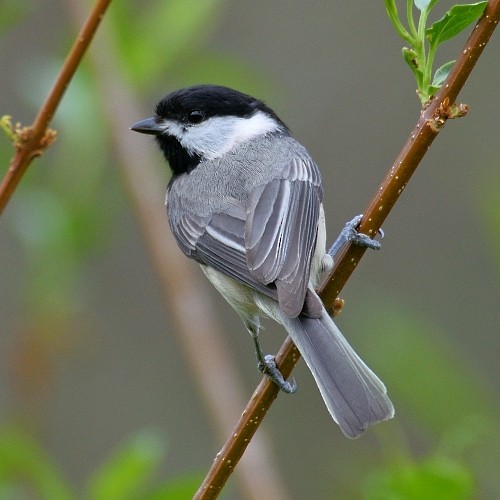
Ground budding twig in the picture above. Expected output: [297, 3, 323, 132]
[0, 0, 112, 216]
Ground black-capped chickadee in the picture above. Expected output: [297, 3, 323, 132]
[131, 85, 394, 438]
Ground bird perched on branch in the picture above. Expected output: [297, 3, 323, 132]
[131, 84, 394, 438]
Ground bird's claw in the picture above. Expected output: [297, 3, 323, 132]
[258, 355, 297, 394]
[328, 214, 384, 258]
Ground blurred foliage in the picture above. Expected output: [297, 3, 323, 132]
[362, 414, 497, 499]
[0, 425, 201, 499]
[345, 294, 499, 498]
[10, 69, 114, 317]
[1, 0, 232, 497]
[0, 0, 32, 36]
[87, 429, 167, 499]
[109, 0, 272, 99]
[363, 456, 474, 500]
[111, 0, 223, 86]
[352, 299, 494, 430]
[0, 425, 74, 499]
[477, 167, 500, 280]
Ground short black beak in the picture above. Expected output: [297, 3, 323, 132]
[130, 117, 163, 135]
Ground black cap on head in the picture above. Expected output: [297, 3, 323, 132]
[131, 85, 288, 177]
[155, 85, 287, 127]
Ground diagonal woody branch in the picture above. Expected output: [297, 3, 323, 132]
[194, 1, 500, 498]
[0, 0, 112, 216]
[321, 1, 499, 309]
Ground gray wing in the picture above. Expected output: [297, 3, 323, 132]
[168, 156, 323, 314]
[170, 202, 279, 299]
[246, 157, 322, 317]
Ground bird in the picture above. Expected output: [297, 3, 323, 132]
[131, 84, 394, 438]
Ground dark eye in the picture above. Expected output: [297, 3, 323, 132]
[187, 110, 204, 124]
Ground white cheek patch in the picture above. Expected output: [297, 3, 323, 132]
[159, 119, 186, 140]
[161, 111, 280, 159]
[222, 112, 280, 153]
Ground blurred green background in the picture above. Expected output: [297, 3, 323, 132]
[1, 1, 499, 498]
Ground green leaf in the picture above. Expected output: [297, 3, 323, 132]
[414, 0, 439, 12]
[384, 0, 414, 44]
[384, 0, 401, 26]
[427, 85, 440, 98]
[402, 46, 419, 69]
[0, 115, 16, 141]
[0, 425, 75, 499]
[363, 457, 475, 500]
[426, 2, 488, 47]
[402, 47, 424, 85]
[87, 430, 167, 500]
[432, 60, 456, 88]
[428, 59, 456, 96]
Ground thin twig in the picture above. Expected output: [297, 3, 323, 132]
[194, 1, 500, 497]
[0, 0, 112, 216]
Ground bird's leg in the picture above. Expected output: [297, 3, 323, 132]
[327, 214, 383, 260]
[246, 319, 297, 394]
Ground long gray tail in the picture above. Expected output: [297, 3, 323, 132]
[282, 311, 394, 438]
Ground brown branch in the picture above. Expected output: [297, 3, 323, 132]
[0, 0, 112, 216]
[194, 1, 500, 498]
